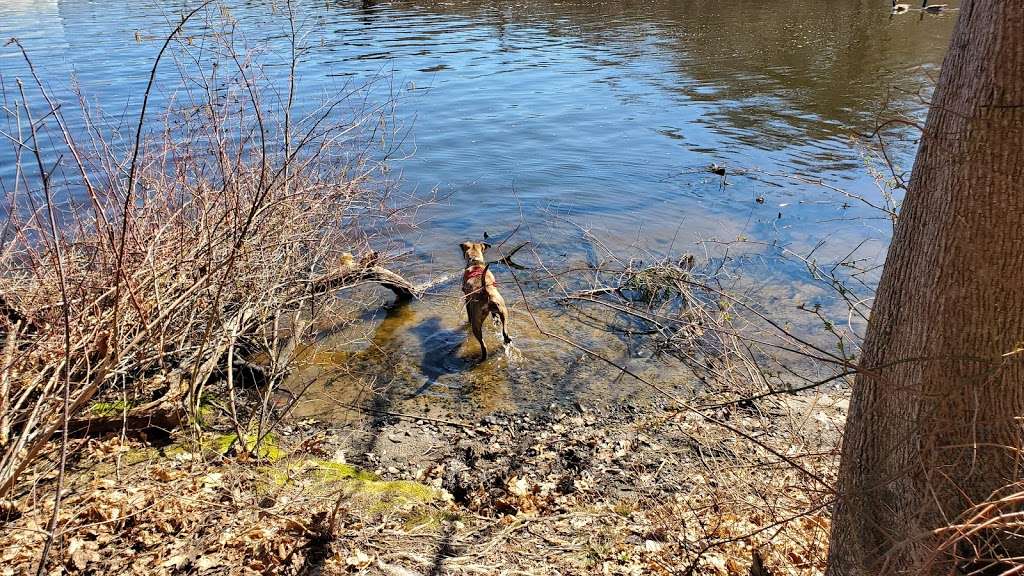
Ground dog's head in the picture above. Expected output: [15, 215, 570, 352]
[460, 241, 490, 266]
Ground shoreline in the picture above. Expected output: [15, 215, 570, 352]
[1, 383, 845, 575]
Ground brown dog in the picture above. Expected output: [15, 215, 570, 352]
[460, 241, 512, 360]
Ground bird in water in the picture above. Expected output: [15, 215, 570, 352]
[891, 0, 910, 13]
[921, 0, 948, 12]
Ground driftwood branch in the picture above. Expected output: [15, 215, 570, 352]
[311, 243, 532, 301]
[312, 264, 421, 300]
[311, 261, 455, 301]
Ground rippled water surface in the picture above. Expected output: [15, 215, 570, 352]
[2, 0, 958, 248]
[1, 0, 958, 416]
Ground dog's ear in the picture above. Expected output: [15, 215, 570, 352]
[483, 242, 492, 250]
[459, 242, 470, 253]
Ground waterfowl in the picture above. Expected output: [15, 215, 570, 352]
[891, 1, 910, 13]
[921, 0, 948, 12]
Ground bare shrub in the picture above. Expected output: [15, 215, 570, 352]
[0, 8, 406, 499]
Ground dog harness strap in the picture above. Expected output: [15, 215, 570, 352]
[463, 266, 486, 282]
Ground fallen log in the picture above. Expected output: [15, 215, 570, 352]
[312, 264, 421, 300]
[68, 404, 182, 437]
[311, 259, 458, 301]
[67, 372, 186, 437]
[310, 245, 530, 300]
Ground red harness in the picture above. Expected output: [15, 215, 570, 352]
[463, 265, 495, 297]
[463, 265, 486, 283]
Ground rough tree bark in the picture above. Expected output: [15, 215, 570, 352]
[827, 2, 1024, 574]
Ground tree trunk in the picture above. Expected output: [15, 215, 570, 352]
[827, 2, 1024, 574]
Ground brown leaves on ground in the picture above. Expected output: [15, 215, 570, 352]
[0, 435, 434, 576]
[1, 393, 843, 575]
[415, 400, 839, 575]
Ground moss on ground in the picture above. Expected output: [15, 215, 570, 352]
[121, 431, 440, 521]
[89, 400, 132, 417]
[313, 460, 377, 482]
[403, 509, 460, 530]
[258, 457, 440, 517]
[158, 431, 285, 461]
[208, 432, 286, 460]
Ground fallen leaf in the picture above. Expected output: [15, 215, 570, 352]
[345, 549, 372, 569]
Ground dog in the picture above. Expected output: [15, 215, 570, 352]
[460, 241, 512, 360]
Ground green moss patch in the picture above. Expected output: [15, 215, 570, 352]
[361, 478, 436, 501]
[160, 432, 285, 461]
[209, 432, 285, 460]
[403, 509, 460, 531]
[312, 461, 377, 482]
[89, 400, 132, 417]
[258, 458, 440, 516]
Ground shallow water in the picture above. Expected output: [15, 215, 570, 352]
[287, 291, 691, 432]
[1, 0, 958, 417]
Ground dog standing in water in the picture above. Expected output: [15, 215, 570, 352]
[460, 241, 512, 360]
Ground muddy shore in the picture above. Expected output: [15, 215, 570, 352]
[2, 382, 844, 575]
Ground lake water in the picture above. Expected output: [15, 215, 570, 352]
[1, 0, 957, 417]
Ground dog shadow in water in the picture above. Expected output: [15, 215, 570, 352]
[407, 316, 471, 398]
[409, 316, 518, 416]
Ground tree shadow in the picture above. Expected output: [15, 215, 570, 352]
[293, 530, 332, 576]
[428, 522, 458, 576]
[343, 305, 485, 457]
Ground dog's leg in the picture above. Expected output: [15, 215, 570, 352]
[468, 305, 487, 360]
[494, 304, 512, 344]
[473, 320, 487, 360]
